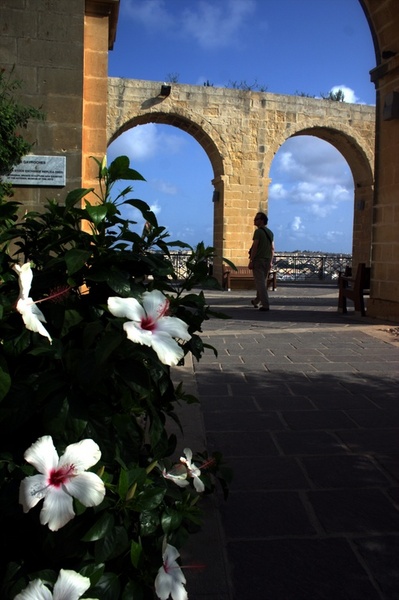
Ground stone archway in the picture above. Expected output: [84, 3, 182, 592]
[108, 109, 229, 273]
[267, 125, 374, 269]
[108, 78, 375, 282]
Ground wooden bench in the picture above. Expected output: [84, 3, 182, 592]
[222, 266, 277, 291]
[337, 262, 371, 316]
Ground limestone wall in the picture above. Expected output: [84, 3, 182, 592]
[0, 0, 85, 212]
[363, 0, 399, 320]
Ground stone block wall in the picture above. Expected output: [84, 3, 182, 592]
[0, 0, 85, 212]
[1, 0, 118, 215]
[362, 0, 399, 320]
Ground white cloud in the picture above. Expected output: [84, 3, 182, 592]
[123, 0, 174, 30]
[122, 0, 256, 50]
[152, 179, 178, 195]
[108, 125, 159, 162]
[329, 85, 359, 104]
[269, 182, 287, 200]
[181, 0, 256, 49]
[290, 216, 304, 232]
[269, 136, 354, 223]
[150, 200, 162, 215]
[108, 124, 187, 167]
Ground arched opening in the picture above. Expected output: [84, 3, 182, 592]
[269, 136, 355, 253]
[107, 123, 215, 249]
[268, 129, 374, 271]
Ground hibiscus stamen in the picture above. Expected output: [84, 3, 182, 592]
[157, 298, 170, 318]
[48, 464, 75, 487]
[180, 563, 206, 572]
[141, 315, 156, 331]
[34, 285, 71, 305]
[199, 457, 216, 471]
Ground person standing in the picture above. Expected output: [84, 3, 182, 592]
[248, 212, 274, 311]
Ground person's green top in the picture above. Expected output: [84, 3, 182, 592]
[253, 227, 273, 260]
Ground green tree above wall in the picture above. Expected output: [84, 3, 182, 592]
[0, 66, 44, 202]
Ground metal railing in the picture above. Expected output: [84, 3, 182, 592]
[167, 252, 352, 282]
[273, 253, 352, 282]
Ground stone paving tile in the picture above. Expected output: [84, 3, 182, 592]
[273, 430, 349, 455]
[206, 430, 280, 457]
[227, 539, 383, 600]
[253, 394, 318, 410]
[345, 409, 399, 428]
[203, 410, 284, 432]
[198, 395, 258, 411]
[281, 409, 359, 430]
[353, 536, 399, 600]
[219, 490, 316, 538]
[224, 456, 310, 490]
[336, 429, 399, 454]
[308, 393, 376, 410]
[300, 455, 392, 488]
[375, 454, 399, 481]
[307, 488, 399, 533]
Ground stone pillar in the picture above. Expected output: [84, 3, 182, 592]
[83, 1, 118, 198]
[368, 55, 399, 319]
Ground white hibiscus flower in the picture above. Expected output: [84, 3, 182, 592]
[19, 436, 106, 531]
[14, 568, 97, 600]
[107, 289, 191, 366]
[13, 262, 52, 343]
[154, 544, 188, 600]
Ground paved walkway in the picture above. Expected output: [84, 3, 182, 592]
[174, 284, 399, 600]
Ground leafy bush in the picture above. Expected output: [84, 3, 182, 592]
[0, 156, 231, 599]
[0, 67, 44, 202]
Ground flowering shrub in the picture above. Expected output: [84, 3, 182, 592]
[0, 156, 231, 599]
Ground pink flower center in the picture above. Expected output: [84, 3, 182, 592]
[48, 464, 75, 487]
[141, 316, 156, 331]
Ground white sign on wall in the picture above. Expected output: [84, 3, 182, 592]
[4, 155, 66, 187]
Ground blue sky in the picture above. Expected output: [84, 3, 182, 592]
[107, 0, 376, 253]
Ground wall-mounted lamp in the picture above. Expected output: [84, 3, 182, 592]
[159, 84, 171, 98]
[212, 190, 220, 202]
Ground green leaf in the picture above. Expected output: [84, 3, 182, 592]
[108, 155, 146, 183]
[130, 539, 143, 568]
[161, 508, 183, 534]
[94, 526, 129, 561]
[82, 513, 115, 542]
[136, 487, 166, 511]
[123, 199, 157, 226]
[65, 187, 92, 209]
[85, 202, 108, 226]
[61, 309, 84, 336]
[117, 468, 129, 500]
[94, 330, 124, 365]
[65, 249, 92, 275]
[0, 356, 11, 402]
[139, 510, 160, 536]
[80, 563, 105, 586]
[91, 572, 121, 600]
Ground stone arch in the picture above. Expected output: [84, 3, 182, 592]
[108, 111, 227, 181]
[107, 79, 375, 281]
[107, 107, 230, 265]
[267, 125, 374, 267]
